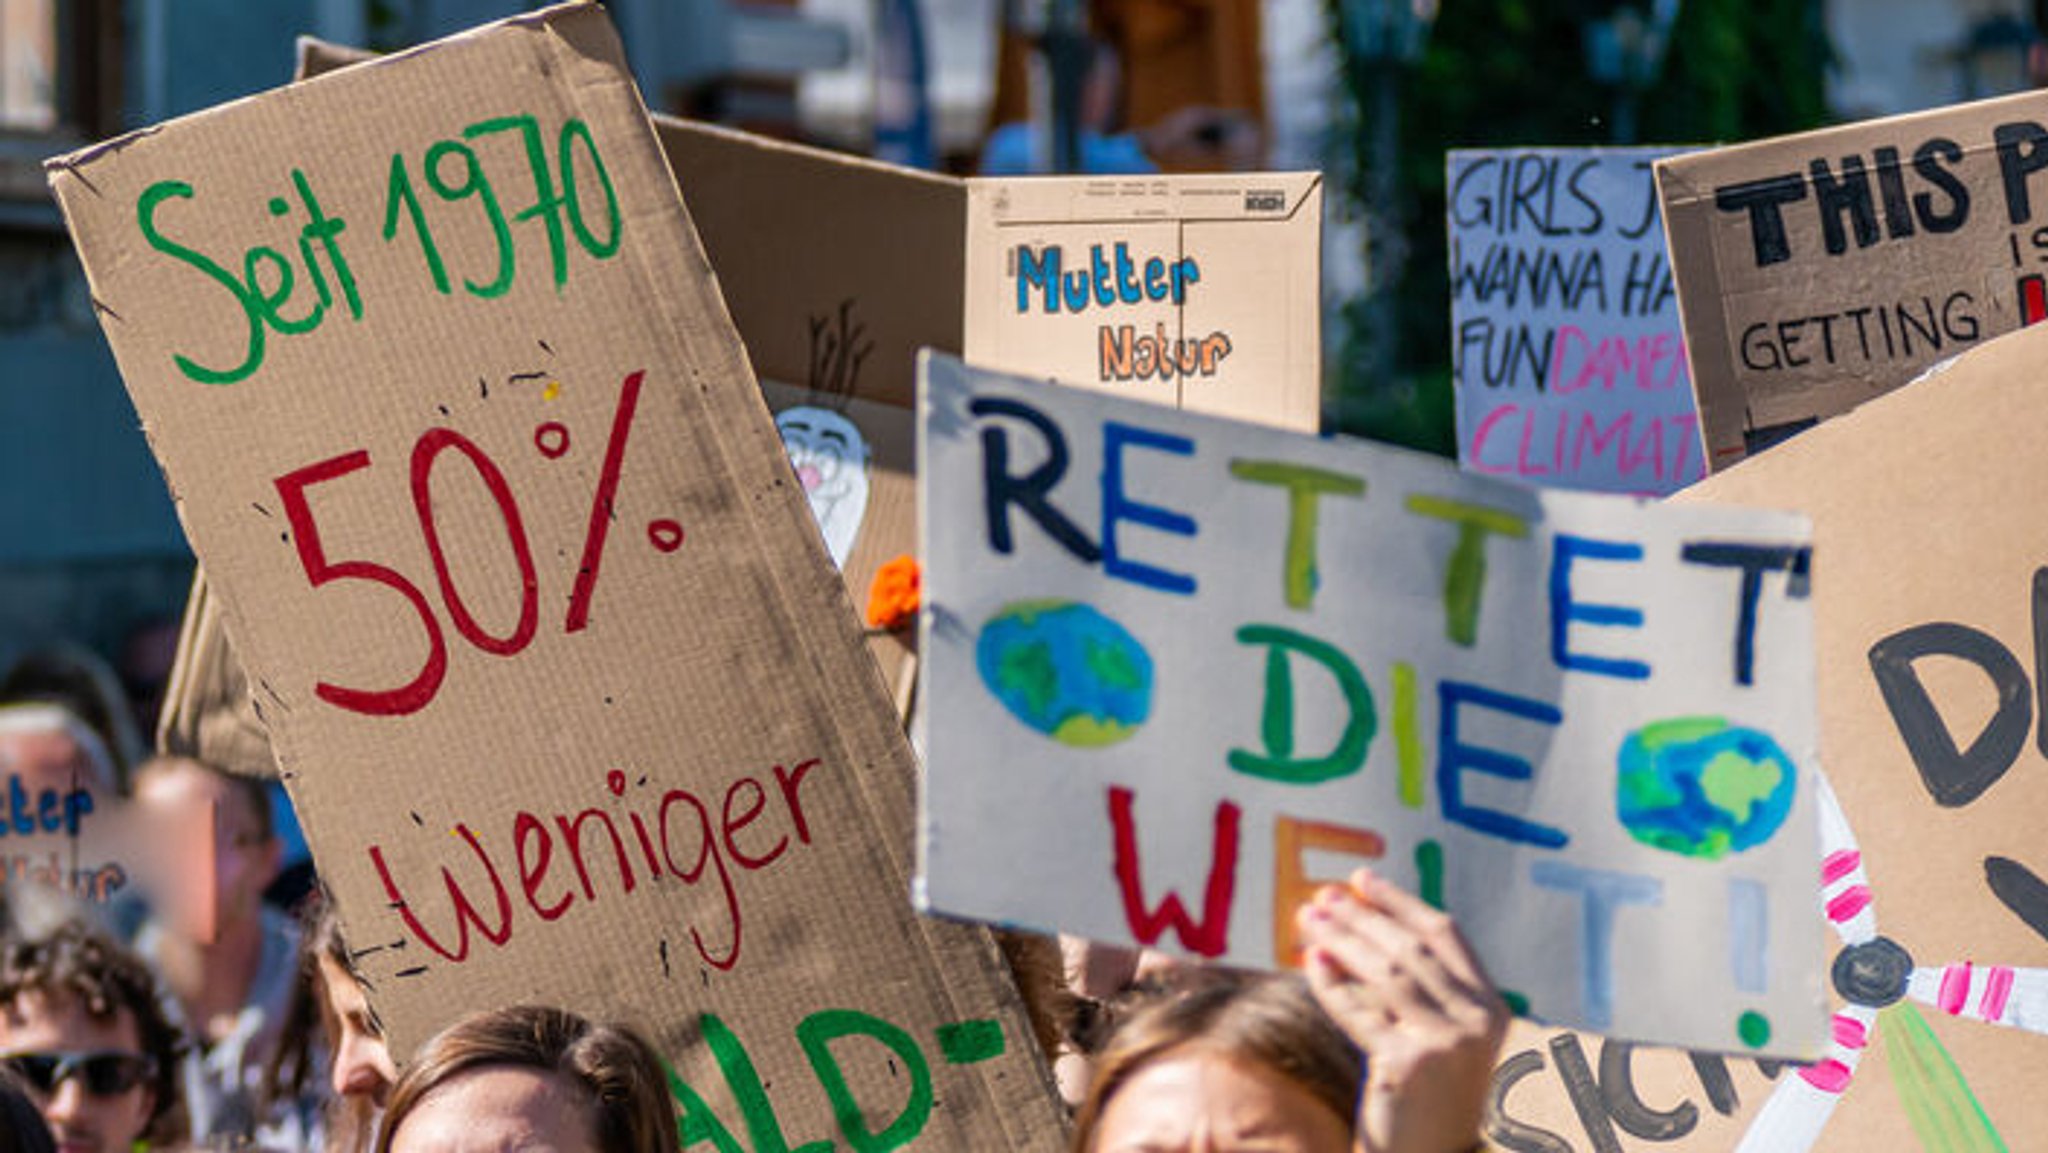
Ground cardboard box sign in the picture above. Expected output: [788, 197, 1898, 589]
[963, 172, 1323, 432]
[48, 7, 1065, 1148]
[916, 351, 1828, 1057]
[1657, 88, 2048, 471]
[1659, 326, 2048, 1152]
[1449, 147, 1702, 496]
[654, 117, 966, 717]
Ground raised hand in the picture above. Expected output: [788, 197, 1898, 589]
[1296, 868, 1509, 1153]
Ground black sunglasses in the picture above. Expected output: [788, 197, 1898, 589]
[1, 1051, 155, 1097]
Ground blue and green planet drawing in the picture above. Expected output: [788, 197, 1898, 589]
[1616, 717, 1795, 859]
[975, 601, 1153, 748]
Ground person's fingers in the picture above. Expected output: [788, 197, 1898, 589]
[1347, 867, 1500, 995]
[1305, 886, 1465, 1022]
[1302, 943, 1397, 1036]
[1297, 889, 1397, 985]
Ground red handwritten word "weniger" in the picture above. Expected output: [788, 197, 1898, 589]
[369, 759, 819, 973]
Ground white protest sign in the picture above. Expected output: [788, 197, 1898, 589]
[917, 351, 1826, 1057]
[1450, 147, 1701, 495]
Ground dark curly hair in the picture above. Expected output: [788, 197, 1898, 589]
[0, 920, 188, 1145]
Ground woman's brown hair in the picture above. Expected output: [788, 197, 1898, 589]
[274, 892, 378, 1153]
[1069, 972, 1363, 1152]
[377, 1005, 677, 1153]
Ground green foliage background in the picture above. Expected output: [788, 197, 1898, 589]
[1327, 0, 1834, 455]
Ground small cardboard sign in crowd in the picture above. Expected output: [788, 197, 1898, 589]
[37, 2, 2048, 1151]
[964, 173, 1324, 431]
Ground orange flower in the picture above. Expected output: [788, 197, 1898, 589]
[865, 554, 921, 630]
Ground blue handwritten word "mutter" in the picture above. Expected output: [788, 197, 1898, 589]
[1015, 242, 1201, 314]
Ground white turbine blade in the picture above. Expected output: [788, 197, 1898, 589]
[1814, 773, 1876, 945]
[1733, 1005, 1876, 1153]
[1909, 963, 2048, 1035]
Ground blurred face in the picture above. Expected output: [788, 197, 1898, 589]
[1090, 1047, 1351, 1153]
[0, 991, 155, 1153]
[387, 1066, 600, 1153]
[319, 954, 398, 1109]
[0, 727, 109, 806]
[135, 760, 279, 936]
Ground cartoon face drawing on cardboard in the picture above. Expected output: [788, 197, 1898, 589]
[776, 405, 871, 569]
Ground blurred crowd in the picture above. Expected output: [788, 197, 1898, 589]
[0, 637, 1511, 1153]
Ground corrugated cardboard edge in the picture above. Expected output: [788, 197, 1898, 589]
[1653, 87, 2048, 201]
[296, 34, 377, 77]
[1291, 176, 1325, 430]
[145, 37, 378, 783]
[51, 8, 1063, 1144]
[156, 569, 277, 780]
[1655, 156, 1748, 473]
[657, 115, 963, 193]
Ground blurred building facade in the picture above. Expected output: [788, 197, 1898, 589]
[1829, 0, 2043, 116]
[6, 0, 2042, 671]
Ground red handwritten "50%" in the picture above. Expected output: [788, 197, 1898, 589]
[274, 370, 646, 716]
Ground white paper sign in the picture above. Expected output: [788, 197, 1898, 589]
[1450, 147, 1701, 495]
[917, 351, 1826, 1057]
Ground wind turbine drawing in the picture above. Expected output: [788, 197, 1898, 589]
[1735, 774, 2046, 1152]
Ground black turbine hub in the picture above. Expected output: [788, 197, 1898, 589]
[1832, 936, 1913, 1008]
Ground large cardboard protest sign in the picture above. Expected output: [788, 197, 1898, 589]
[917, 351, 1826, 1056]
[963, 173, 1323, 432]
[1649, 329, 2048, 1152]
[157, 51, 963, 753]
[1451, 147, 1701, 495]
[1658, 89, 2048, 470]
[657, 117, 964, 714]
[49, 8, 1063, 1148]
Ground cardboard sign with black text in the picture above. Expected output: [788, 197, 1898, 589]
[50, 8, 1062, 1148]
[919, 351, 1828, 1057]
[1451, 147, 1700, 495]
[1482, 325, 2048, 1151]
[1658, 89, 2048, 470]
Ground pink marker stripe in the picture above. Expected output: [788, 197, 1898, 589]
[1832, 1014, 1869, 1050]
[1981, 966, 2015, 1021]
[1826, 886, 1873, 923]
[1799, 1059, 1854, 1094]
[1821, 850, 1862, 885]
[1937, 963, 1972, 1015]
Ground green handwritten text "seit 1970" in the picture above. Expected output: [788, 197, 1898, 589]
[134, 112, 621, 387]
